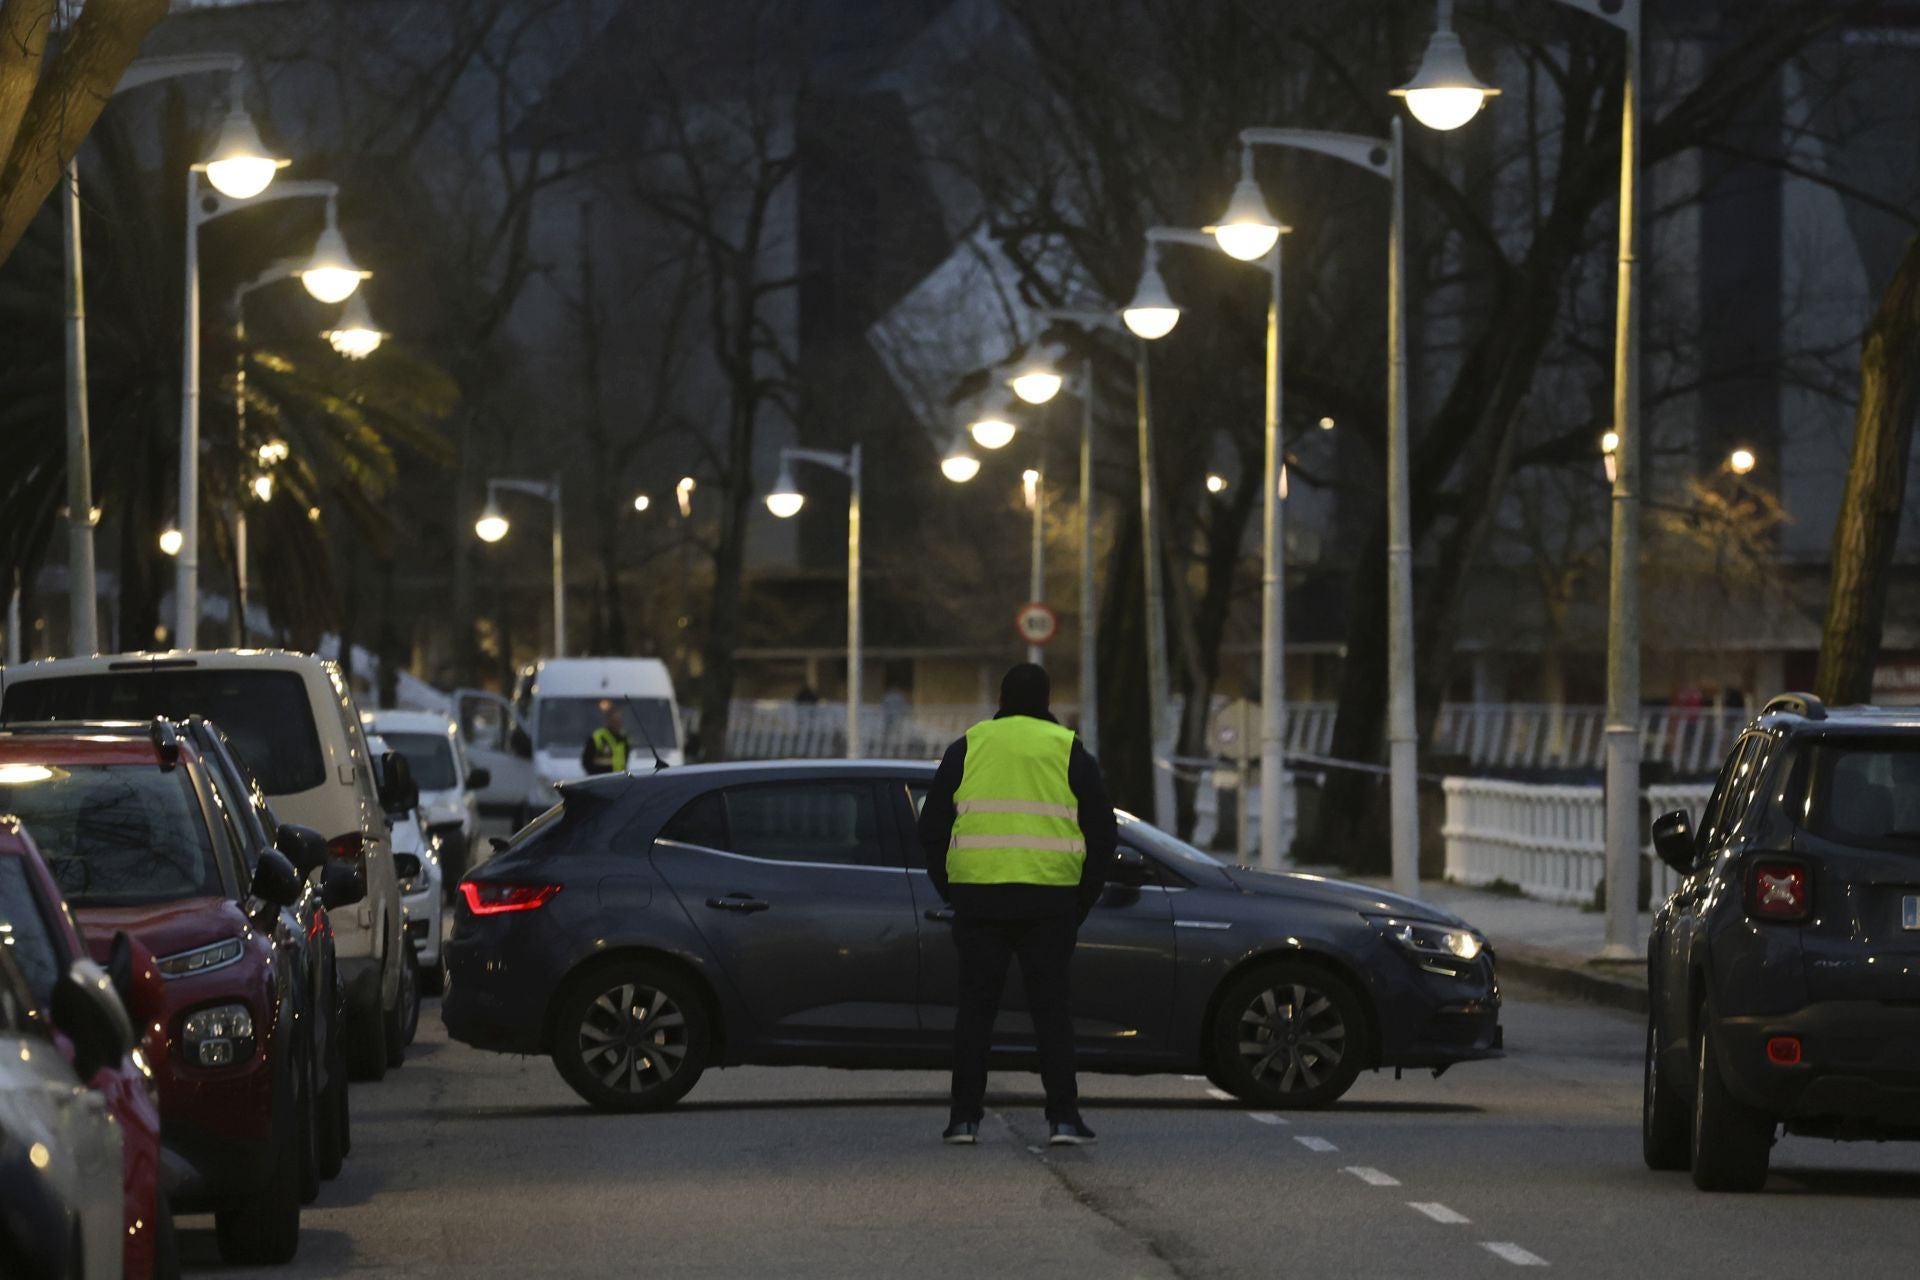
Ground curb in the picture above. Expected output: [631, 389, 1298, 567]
[1496, 943, 1648, 1016]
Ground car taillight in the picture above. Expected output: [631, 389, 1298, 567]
[460, 882, 561, 916]
[329, 831, 367, 872]
[1747, 858, 1810, 922]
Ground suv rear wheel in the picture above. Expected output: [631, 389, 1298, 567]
[1208, 961, 1366, 1110]
[551, 961, 711, 1112]
[1642, 1009, 1690, 1171]
[1690, 1013, 1773, 1191]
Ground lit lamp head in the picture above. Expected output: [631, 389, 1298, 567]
[940, 438, 981, 484]
[1601, 430, 1620, 485]
[323, 293, 385, 359]
[1008, 361, 1064, 406]
[969, 415, 1018, 450]
[197, 101, 289, 200]
[1728, 447, 1757, 476]
[632, 494, 651, 513]
[1209, 148, 1283, 262]
[250, 474, 274, 502]
[1206, 473, 1229, 494]
[765, 464, 805, 519]
[300, 204, 370, 304]
[474, 501, 509, 543]
[1122, 257, 1182, 340]
[159, 527, 184, 557]
[1390, 1, 1500, 132]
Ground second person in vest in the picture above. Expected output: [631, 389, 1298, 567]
[918, 663, 1117, 1146]
[581, 700, 632, 775]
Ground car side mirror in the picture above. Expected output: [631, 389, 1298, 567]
[393, 852, 423, 883]
[321, 862, 367, 911]
[252, 848, 304, 910]
[466, 766, 491, 792]
[510, 728, 533, 760]
[377, 750, 420, 814]
[1109, 847, 1148, 884]
[275, 822, 328, 876]
[1651, 810, 1696, 873]
[51, 960, 133, 1080]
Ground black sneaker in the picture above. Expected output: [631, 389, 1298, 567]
[943, 1120, 980, 1145]
[1047, 1119, 1097, 1146]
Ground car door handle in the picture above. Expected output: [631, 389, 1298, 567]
[923, 908, 955, 924]
[706, 895, 771, 914]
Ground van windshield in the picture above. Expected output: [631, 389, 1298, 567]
[536, 697, 677, 753]
[3, 670, 325, 795]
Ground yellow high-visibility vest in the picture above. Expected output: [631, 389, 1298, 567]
[591, 726, 628, 772]
[948, 717, 1084, 886]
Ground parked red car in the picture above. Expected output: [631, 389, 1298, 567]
[0, 815, 172, 1278]
[0, 721, 342, 1266]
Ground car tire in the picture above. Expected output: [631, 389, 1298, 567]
[420, 949, 447, 997]
[344, 983, 388, 1083]
[297, 1044, 321, 1206]
[1208, 961, 1367, 1110]
[315, 1060, 346, 1181]
[1690, 1013, 1773, 1192]
[151, 1193, 180, 1280]
[214, 1085, 302, 1265]
[551, 961, 711, 1112]
[1643, 1008, 1690, 1171]
[390, 939, 421, 1058]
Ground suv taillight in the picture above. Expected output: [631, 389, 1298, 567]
[459, 882, 561, 916]
[328, 831, 367, 873]
[1747, 858, 1810, 922]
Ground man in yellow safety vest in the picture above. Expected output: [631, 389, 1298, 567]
[918, 663, 1116, 1146]
[580, 700, 631, 776]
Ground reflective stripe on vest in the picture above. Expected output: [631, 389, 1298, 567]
[948, 717, 1083, 886]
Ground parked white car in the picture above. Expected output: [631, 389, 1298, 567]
[1, 650, 411, 1083]
[364, 708, 485, 882]
[455, 657, 683, 825]
[366, 734, 436, 1035]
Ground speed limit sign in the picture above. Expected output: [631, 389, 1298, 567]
[1015, 602, 1059, 647]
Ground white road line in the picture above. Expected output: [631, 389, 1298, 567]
[1205, 1087, 1235, 1102]
[1181, 1074, 1207, 1082]
[1293, 1135, 1338, 1153]
[1482, 1242, 1549, 1267]
[1342, 1166, 1400, 1187]
[1248, 1112, 1288, 1126]
[1407, 1202, 1469, 1224]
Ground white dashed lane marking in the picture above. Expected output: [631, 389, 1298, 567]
[1407, 1202, 1470, 1224]
[1483, 1242, 1550, 1267]
[1341, 1166, 1400, 1187]
[1247, 1112, 1288, 1125]
[1293, 1136, 1338, 1153]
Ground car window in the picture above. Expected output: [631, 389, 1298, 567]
[1794, 737, 1920, 850]
[383, 732, 459, 790]
[0, 764, 224, 906]
[0, 857, 63, 1008]
[1115, 813, 1222, 876]
[0, 948, 43, 1036]
[3, 669, 326, 794]
[200, 758, 256, 893]
[659, 791, 728, 850]
[661, 782, 886, 868]
[1697, 735, 1761, 852]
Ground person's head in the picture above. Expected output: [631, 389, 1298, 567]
[997, 663, 1051, 719]
[599, 699, 623, 731]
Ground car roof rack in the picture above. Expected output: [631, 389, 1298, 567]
[1761, 692, 1826, 721]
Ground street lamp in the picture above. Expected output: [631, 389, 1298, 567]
[298, 202, 371, 304]
[1209, 148, 1285, 262]
[1009, 358, 1065, 406]
[323, 293, 386, 358]
[940, 436, 982, 483]
[1206, 473, 1229, 494]
[1121, 257, 1182, 340]
[632, 494, 651, 513]
[763, 446, 864, 757]
[1409, 0, 1643, 957]
[63, 55, 279, 657]
[1728, 447, 1757, 476]
[1223, 121, 1414, 892]
[1390, 0, 1501, 132]
[159, 527, 184, 557]
[969, 415, 1019, 450]
[473, 475, 565, 656]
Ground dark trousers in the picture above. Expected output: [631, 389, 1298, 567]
[949, 913, 1080, 1125]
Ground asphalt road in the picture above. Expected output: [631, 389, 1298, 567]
[184, 984, 1920, 1279]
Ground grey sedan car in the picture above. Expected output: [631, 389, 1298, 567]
[442, 761, 1502, 1111]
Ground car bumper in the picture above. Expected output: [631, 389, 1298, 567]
[156, 1057, 276, 1209]
[440, 920, 552, 1055]
[1717, 1001, 1920, 1130]
[404, 892, 442, 968]
[1376, 951, 1503, 1068]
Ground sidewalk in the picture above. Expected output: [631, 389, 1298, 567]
[1293, 866, 1652, 1015]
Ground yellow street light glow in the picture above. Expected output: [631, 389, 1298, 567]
[323, 294, 385, 358]
[251, 474, 274, 502]
[765, 467, 805, 519]
[256, 439, 290, 466]
[300, 215, 370, 304]
[1206, 473, 1228, 494]
[1319, 416, 1336, 430]
[676, 477, 696, 517]
[1009, 367, 1064, 405]
[632, 494, 651, 512]
[159, 527, 184, 557]
[941, 443, 981, 483]
[1729, 447, 1757, 476]
[1123, 259, 1181, 340]
[1210, 153, 1282, 262]
[198, 108, 289, 200]
[1601, 430, 1620, 455]
[1391, 3, 1500, 133]
[969, 417, 1018, 450]
[474, 507, 509, 543]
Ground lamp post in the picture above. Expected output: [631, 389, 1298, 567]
[1219, 122, 1414, 895]
[177, 182, 364, 648]
[1398, 0, 1643, 956]
[1125, 226, 1287, 859]
[765, 446, 863, 758]
[64, 55, 281, 655]
[475, 474, 566, 658]
[1022, 467, 1045, 663]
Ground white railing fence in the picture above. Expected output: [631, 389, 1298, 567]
[1442, 777, 1715, 908]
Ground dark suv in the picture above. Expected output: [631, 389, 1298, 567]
[1644, 693, 1920, 1191]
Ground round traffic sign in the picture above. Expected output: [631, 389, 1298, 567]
[1015, 602, 1059, 647]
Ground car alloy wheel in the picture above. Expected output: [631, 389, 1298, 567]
[1210, 961, 1367, 1109]
[579, 982, 689, 1094]
[552, 961, 711, 1112]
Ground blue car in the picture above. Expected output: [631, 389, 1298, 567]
[442, 761, 1502, 1111]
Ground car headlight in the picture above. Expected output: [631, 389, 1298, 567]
[1368, 916, 1483, 962]
[182, 1003, 256, 1067]
[155, 937, 243, 978]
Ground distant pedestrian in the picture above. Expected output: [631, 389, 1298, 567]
[581, 700, 631, 775]
[918, 662, 1117, 1146]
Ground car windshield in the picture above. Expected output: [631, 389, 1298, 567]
[1116, 811, 1225, 872]
[0, 764, 222, 906]
[536, 697, 677, 753]
[383, 731, 458, 790]
[1795, 738, 1920, 851]
[3, 669, 324, 795]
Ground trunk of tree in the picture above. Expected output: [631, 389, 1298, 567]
[1815, 234, 1920, 705]
[1095, 499, 1151, 813]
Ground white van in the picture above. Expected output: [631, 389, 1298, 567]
[455, 657, 682, 824]
[0, 651, 410, 1080]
